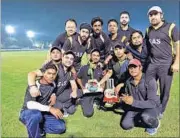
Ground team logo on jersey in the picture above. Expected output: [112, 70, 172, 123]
[149, 39, 161, 45]
[74, 52, 83, 57]
[57, 81, 67, 87]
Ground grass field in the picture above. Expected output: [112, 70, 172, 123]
[1, 51, 180, 137]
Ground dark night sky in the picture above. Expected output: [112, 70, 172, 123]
[1, 0, 179, 41]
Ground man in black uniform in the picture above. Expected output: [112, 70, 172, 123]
[77, 49, 105, 117]
[145, 6, 179, 118]
[90, 17, 111, 64]
[28, 51, 82, 117]
[19, 64, 66, 138]
[62, 23, 92, 71]
[126, 30, 149, 72]
[52, 19, 79, 48]
[118, 11, 135, 45]
[104, 19, 123, 65]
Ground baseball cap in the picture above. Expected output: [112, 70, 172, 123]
[90, 48, 101, 54]
[128, 59, 141, 67]
[50, 46, 61, 52]
[64, 50, 75, 58]
[147, 6, 163, 15]
[114, 42, 125, 49]
[80, 23, 92, 33]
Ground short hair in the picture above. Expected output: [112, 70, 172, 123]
[65, 18, 77, 27]
[64, 50, 75, 58]
[120, 11, 130, 17]
[107, 19, 118, 26]
[130, 30, 144, 44]
[91, 17, 103, 26]
[44, 64, 58, 72]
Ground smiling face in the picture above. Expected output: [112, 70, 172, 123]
[65, 21, 77, 36]
[62, 54, 74, 68]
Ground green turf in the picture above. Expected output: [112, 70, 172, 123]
[1, 51, 179, 137]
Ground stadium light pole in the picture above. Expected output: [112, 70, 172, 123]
[26, 30, 35, 48]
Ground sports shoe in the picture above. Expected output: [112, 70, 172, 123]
[158, 113, 163, 120]
[93, 99, 101, 108]
[104, 103, 113, 108]
[114, 107, 124, 113]
[40, 129, 46, 138]
[63, 109, 69, 118]
[145, 119, 160, 135]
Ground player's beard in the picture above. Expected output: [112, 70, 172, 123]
[93, 31, 101, 38]
[132, 44, 142, 50]
[80, 36, 89, 45]
[121, 21, 128, 26]
[54, 59, 61, 63]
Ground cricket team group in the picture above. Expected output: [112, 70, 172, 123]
[19, 6, 179, 137]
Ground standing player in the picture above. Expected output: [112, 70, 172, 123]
[52, 19, 78, 48]
[62, 23, 92, 72]
[145, 6, 179, 118]
[118, 11, 135, 45]
[90, 17, 111, 65]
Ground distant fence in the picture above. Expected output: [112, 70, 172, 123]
[1, 48, 49, 52]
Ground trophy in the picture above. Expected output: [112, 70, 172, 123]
[83, 79, 103, 94]
[103, 79, 119, 106]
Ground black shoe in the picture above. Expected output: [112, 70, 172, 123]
[40, 130, 46, 138]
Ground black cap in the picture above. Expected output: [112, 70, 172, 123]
[50, 46, 61, 52]
[90, 48, 101, 54]
[114, 42, 125, 49]
[64, 50, 76, 58]
[80, 23, 92, 33]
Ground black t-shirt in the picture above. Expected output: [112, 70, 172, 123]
[145, 22, 179, 65]
[90, 31, 111, 62]
[126, 40, 150, 72]
[107, 57, 130, 85]
[41, 62, 73, 96]
[77, 64, 103, 86]
[22, 80, 56, 110]
[118, 25, 135, 43]
[62, 35, 92, 70]
[52, 32, 79, 49]
[108, 33, 123, 55]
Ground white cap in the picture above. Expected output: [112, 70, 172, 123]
[147, 6, 163, 15]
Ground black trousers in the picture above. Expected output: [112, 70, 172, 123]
[54, 89, 82, 114]
[121, 108, 160, 130]
[145, 63, 173, 113]
[80, 91, 103, 117]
